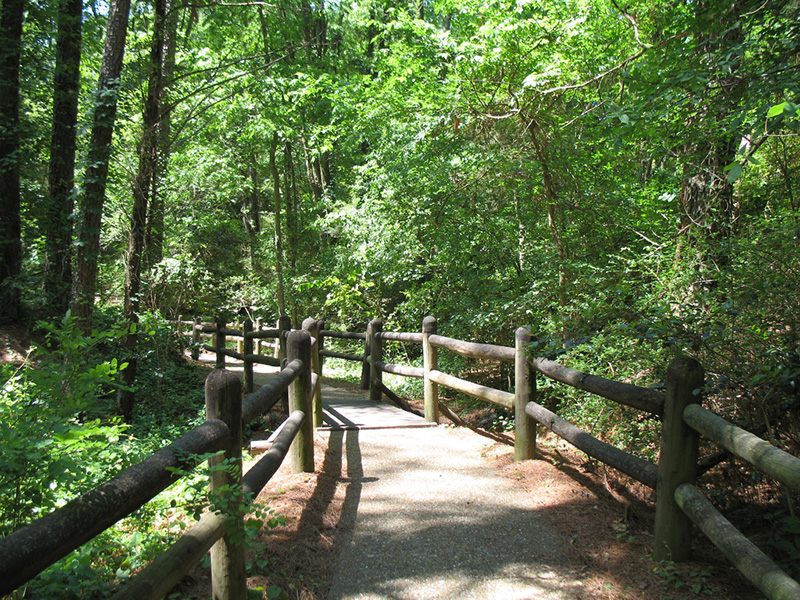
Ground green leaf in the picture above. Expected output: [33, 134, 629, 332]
[266, 585, 285, 599]
[768, 102, 789, 118]
[725, 163, 743, 184]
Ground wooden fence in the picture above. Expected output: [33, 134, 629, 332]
[317, 315, 800, 600]
[0, 330, 316, 600]
[4, 312, 800, 600]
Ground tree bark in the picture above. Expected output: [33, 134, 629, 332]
[0, 0, 24, 322]
[523, 115, 569, 306]
[44, 0, 83, 318]
[675, 1, 746, 292]
[243, 163, 261, 271]
[269, 132, 287, 316]
[120, 0, 167, 420]
[283, 140, 297, 269]
[71, 0, 131, 332]
[144, 0, 179, 269]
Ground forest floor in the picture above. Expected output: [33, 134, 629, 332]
[177, 373, 763, 600]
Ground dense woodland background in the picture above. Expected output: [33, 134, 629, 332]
[1, 0, 799, 596]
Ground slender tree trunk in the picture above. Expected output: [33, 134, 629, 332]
[119, 0, 166, 420]
[244, 163, 261, 270]
[44, 0, 82, 318]
[675, 1, 745, 295]
[269, 132, 286, 316]
[283, 140, 297, 269]
[301, 134, 323, 202]
[71, 0, 131, 332]
[144, 0, 179, 269]
[524, 117, 568, 305]
[0, 0, 24, 323]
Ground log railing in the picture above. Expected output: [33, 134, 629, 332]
[188, 317, 324, 428]
[0, 331, 315, 600]
[318, 315, 800, 600]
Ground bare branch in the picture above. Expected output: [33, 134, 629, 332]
[537, 31, 689, 97]
[609, 0, 651, 49]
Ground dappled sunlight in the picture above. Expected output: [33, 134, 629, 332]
[326, 426, 583, 599]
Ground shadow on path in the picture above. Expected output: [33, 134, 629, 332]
[326, 427, 585, 600]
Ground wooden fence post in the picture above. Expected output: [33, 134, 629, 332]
[287, 330, 314, 473]
[243, 319, 254, 394]
[653, 356, 704, 562]
[215, 319, 226, 369]
[514, 327, 536, 461]
[369, 319, 383, 402]
[255, 318, 263, 355]
[302, 318, 323, 428]
[317, 319, 325, 381]
[191, 316, 201, 360]
[205, 369, 246, 600]
[277, 315, 291, 361]
[422, 316, 439, 424]
[360, 320, 373, 390]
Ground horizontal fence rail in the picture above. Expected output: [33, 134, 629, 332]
[0, 420, 231, 592]
[429, 333, 515, 363]
[530, 356, 665, 416]
[1, 329, 315, 599]
[524, 401, 659, 489]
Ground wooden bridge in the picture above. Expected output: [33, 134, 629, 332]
[1, 316, 800, 600]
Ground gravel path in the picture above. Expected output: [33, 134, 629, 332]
[212, 355, 585, 599]
[326, 425, 585, 600]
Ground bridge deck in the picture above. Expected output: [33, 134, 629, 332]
[318, 384, 436, 430]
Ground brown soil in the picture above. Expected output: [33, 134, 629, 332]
[174, 378, 762, 600]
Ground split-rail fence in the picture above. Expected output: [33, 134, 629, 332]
[313, 314, 800, 600]
[1, 313, 799, 600]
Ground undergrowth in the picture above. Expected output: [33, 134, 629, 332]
[0, 310, 283, 599]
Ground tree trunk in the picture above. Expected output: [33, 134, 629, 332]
[0, 0, 24, 323]
[283, 140, 297, 269]
[144, 0, 179, 269]
[243, 163, 261, 271]
[675, 2, 745, 295]
[269, 132, 287, 316]
[301, 134, 323, 202]
[44, 0, 82, 318]
[71, 0, 131, 332]
[524, 116, 569, 305]
[120, 0, 166, 420]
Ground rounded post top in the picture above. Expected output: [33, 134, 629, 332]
[515, 326, 531, 340]
[369, 318, 383, 330]
[287, 328, 311, 344]
[302, 317, 318, 331]
[422, 315, 437, 333]
[667, 356, 704, 384]
[205, 368, 242, 394]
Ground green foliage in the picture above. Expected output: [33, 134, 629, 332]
[765, 510, 800, 580]
[0, 317, 131, 536]
[0, 313, 223, 597]
[652, 562, 715, 598]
